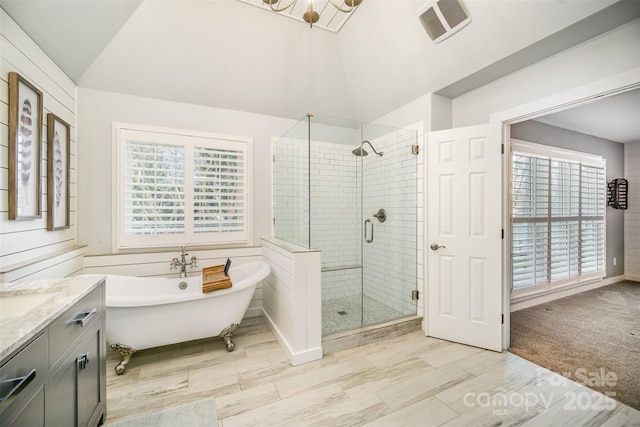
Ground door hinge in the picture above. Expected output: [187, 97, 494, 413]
[501, 229, 504, 239]
[273, 154, 276, 163]
[412, 290, 419, 300]
[501, 144, 504, 154]
[412, 145, 419, 155]
[273, 217, 276, 226]
[501, 314, 504, 324]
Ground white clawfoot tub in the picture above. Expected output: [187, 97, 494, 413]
[105, 261, 269, 374]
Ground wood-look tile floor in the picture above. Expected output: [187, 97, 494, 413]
[104, 317, 640, 426]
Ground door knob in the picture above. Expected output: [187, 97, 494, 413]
[430, 243, 446, 251]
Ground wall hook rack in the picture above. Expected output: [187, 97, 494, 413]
[607, 178, 628, 210]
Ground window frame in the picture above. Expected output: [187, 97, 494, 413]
[113, 122, 253, 250]
[510, 139, 606, 299]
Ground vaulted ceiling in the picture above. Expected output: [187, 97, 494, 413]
[1, 0, 634, 124]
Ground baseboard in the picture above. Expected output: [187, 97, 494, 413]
[626, 274, 640, 282]
[244, 307, 263, 318]
[511, 275, 626, 312]
[261, 308, 323, 366]
[291, 346, 323, 366]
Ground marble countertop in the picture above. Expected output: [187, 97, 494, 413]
[0, 274, 105, 361]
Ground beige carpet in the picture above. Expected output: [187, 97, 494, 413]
[510, 281, 640, 410]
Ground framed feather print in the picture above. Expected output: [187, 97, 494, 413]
[47, 113, 71, 230]
[8, 72, 43, 220]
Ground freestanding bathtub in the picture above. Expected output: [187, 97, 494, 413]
[105, 260, 269, 374]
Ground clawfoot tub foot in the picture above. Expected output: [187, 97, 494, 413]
[219, 323, 239, 352]
[111, 343, 136, 375]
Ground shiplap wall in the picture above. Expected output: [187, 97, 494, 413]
[0, 10, 81, 283]
[625, 142, 640, 281]
[261, 238, 322, 365]
[83, 246, 265, 317]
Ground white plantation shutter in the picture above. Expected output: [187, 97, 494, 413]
[512, 222, 548, 289]
[511, 140, 605, 295]
[117, 126, 252, 249]
[124, 142, 185, 235]
[580, 164, 606, 274]
[193, 147, 246, 235]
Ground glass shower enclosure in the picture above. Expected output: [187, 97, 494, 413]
[274, 114, 418, 336]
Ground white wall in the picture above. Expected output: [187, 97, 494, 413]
[310, 141, 359, 271]
[374, 93, 452, 134]
[0, 9, 82, 282]
[451, 20, 640, 127]
[77, 87, 297, 255]
[625, 142, 640, 281]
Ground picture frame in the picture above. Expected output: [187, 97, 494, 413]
[8, 72, 43, 220]
[47, 113, 71, 230]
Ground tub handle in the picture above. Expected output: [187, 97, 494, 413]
[72, 308, 97, 327]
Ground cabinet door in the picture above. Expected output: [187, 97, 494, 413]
[77, 327, 102, 427]
[45, 357, 76, 427]
[3, 385, 44, 427]
[46, 321, 103, 427]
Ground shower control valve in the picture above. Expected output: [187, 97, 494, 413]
[373, 208, 387, 223]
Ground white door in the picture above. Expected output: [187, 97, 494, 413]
[426, 124, 502, 351]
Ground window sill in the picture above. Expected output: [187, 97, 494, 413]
[509, 273, 622, 312]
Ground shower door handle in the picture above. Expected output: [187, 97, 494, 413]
[364, 219, 374, 243]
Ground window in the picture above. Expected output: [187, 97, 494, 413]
[511, 140, 605, 296]
[115, 124, 252, 249]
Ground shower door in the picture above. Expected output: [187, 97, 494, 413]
[359, 124, 419, 327]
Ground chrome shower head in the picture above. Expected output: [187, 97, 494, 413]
[353, 141, 383, 157]
[352, 147, 368, 156]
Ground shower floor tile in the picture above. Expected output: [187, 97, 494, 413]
[322, 294, 405, 336]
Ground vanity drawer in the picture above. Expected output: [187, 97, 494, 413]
[0, 332, 47, 422]
[49, 285, 104, 368]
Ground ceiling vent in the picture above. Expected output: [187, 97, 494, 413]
[418, 0, 471, 43]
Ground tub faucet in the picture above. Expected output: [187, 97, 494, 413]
[170, 245, 197, 278]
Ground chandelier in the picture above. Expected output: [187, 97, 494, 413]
[262, 0, 362, 28]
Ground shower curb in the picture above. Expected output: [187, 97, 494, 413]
[322, 315, 422, 355]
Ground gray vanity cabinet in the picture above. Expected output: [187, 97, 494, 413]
[46, 320, 103, 427]
[46, 282, 106, 427]
[0, 279, 106, 427]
